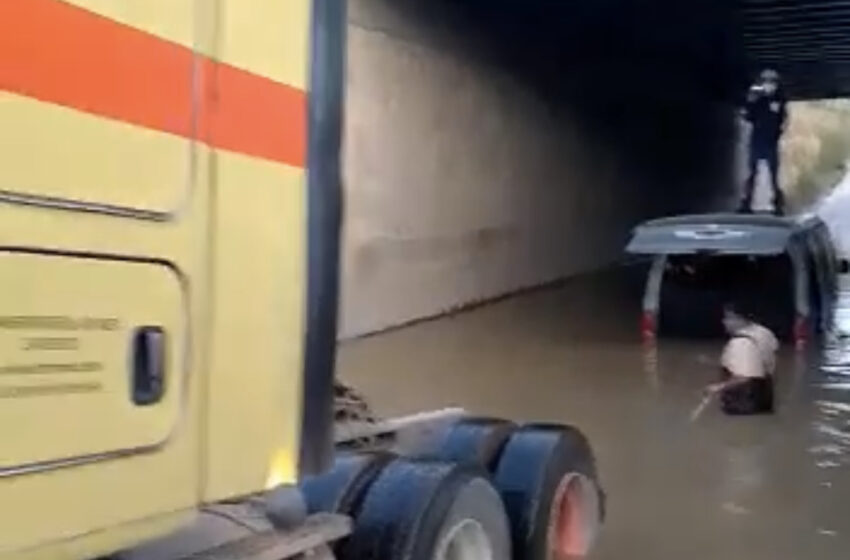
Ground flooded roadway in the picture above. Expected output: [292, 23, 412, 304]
[338, 268, 850, 559]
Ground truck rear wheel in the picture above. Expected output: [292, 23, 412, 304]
[339, 458, 511, 560]
[434, 417, 517, 470]
[493, 424, 603, 559]
[299, 451, 393, 515]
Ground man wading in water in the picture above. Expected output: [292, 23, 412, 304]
[705, 304, 779, 415]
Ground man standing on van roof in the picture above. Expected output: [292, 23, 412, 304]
[739, 68, 788, 216]
[705, 304, 779, 415]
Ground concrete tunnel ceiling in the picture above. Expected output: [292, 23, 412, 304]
[416, 0, 744, 171]
[740, 0, 850, 99]
[445, 0, 740, 99]
[432, 0, 850, 101]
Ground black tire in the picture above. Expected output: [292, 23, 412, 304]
[493, 424, 603, 560]
[339, 458, 511, 560]
[524, 423, 608, 522]
[434, 417, 517, 471]
[300, 451, 393, 515]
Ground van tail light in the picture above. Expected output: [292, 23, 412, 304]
[641, 311, 657, 341]
[793, 315, 808, 349]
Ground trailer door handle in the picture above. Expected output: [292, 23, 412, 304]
[131, 326, 166, 406]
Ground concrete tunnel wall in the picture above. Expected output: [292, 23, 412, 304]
[339, 0, 740, 338]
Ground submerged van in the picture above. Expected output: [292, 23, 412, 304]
[626, 213, 840, 344]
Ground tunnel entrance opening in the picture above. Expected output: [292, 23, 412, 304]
[343, 0, 741, 337]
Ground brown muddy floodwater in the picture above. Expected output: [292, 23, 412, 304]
[338, 270, 850, 559]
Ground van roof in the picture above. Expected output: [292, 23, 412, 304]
[625, 213, 825, 255]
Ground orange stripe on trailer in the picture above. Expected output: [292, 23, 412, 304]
[0, 0, 306, 167]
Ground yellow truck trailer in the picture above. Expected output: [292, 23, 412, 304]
[0, 2, 602, 559]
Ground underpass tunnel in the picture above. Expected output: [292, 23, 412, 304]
[336, 4, 850, 556]
[340, 0, 747, 337]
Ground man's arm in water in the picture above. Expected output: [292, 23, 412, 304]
[705, 371, 751, 395]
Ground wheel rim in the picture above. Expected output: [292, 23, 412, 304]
[435, 519, 493, 560]
[547, 473, 600, 558]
